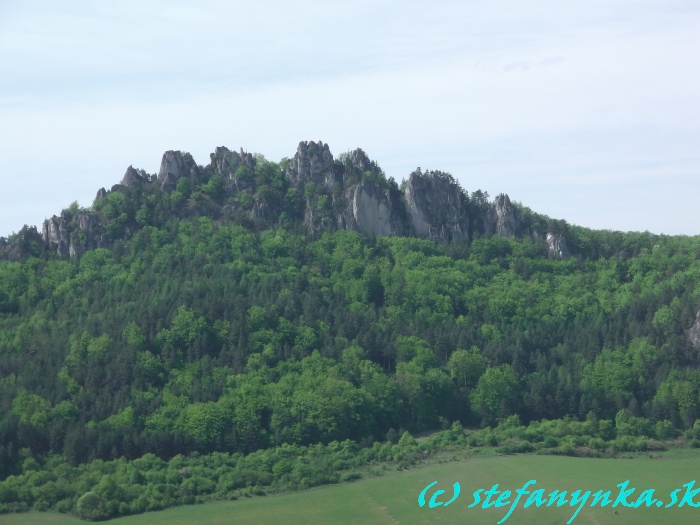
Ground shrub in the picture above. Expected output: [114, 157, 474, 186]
[75, 491, 106, 521]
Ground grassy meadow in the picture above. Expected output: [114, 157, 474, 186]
[5, 450, 700, 525]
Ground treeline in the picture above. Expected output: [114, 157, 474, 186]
[3, 414, 700, 521]
[2, 203, 700, 478]
[1, 421, 456, 520]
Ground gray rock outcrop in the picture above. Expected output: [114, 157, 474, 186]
[689, 310, 700, 349]
[42, 211, 107, 258]
[209, 146, 256, 193]
[210, 146, 255, 177]
[404, 169, 469, 242]
[2, 140, 584, 263]
[286, 141, 337, 192]
[0, 226, 44, 261]
[330, 148, 405, 237]
[485, 194, 517, 238]
[158, 150, 200, 192]
[121, 166, 146, 187]
[337, 179, 404, 236]
[546, 233, 570, 259]
[42, 215, 70, 257]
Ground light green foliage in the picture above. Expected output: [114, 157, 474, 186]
[11, 389, 52, 426]
[615, 410, 653, 437]
[395, 336, 436, 366]
[176, 177, 191, 196]
[247, 306, 267, 331]
[470, 365, 521, 422]
[157, 306, 209, 350]
[447, 346, 486, 389]
[65, 331, 110, 367]
[398, 430, 416, 447]
[123, 322, 146, 348]
[177, 403, 226, 446]
[5, 191, 700, 525]
[233, 165, 250, 180]
[582, 347, 634, 400]
[76, 491, 105, 520]
[480, 324, 503, 342]
[53, 400, 79, 422]
[201, 175, 225, 199]
[104, 407, 136, 431]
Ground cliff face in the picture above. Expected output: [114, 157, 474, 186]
[0, 140, 571, 261]
[286, 141, 337, 192]
[158, 151, 201, 192]
[546, 233, 570, 259]
[210, 146, 255, 194]
[689, 310, 700, 350]
[339, 179, 403, 237]
[485, 194, 517, 238]
[404, 169, 469, 242]
[334, 148, 405, 237]
[41, 211, 108, 259]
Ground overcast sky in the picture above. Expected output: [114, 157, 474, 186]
[1, 1, 699, 237]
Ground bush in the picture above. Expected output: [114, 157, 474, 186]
[398, 431, 417, 447]
[75, 491, 107, 521]
[655, 420, 678, 440]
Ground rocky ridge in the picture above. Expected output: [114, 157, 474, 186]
[0, 140, 570, 262]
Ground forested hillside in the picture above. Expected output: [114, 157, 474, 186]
[1, 143, 700, 518]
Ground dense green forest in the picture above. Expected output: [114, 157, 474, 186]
[2, 152, 700, 519]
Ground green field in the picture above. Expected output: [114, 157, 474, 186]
[6, 452, 700, 525]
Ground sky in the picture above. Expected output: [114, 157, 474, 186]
[1, 0, 699, 236]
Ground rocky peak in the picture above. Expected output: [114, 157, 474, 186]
[209, 146, 256, 194]
[1, 140, 583, 263]
[95, 187, 107, 201]
[121, 165, 147, 187]
[343, 148, 376, 176]
[42, 214, 69, 257]
[485, 193, 517, 238]
[403, 169, 469, 242]
[158, 150, 200, 192]
[286, 141, 337, 191]
[0, 226, 44, 261]
[210, 146, 255, 179]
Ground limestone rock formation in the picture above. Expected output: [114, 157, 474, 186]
[209, 146, 256, 193]
[546, 233, 570, 259]
[689, 310, 700, 350]
[0, 226, 44, 261]
[42, 211, 107, 258]
[158, 151, 200, 192]
[404, 169, 469, 242]
[121, 166, 147, 187]
[210, 146, 255, 177]
[286, 141, 337, 192]
[42, 215, 70, 257]
[337, 179, 404, 237]
[330, 148, 405, 237]
[1, 139, 586, 263]
[485, 194, 517, 238]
